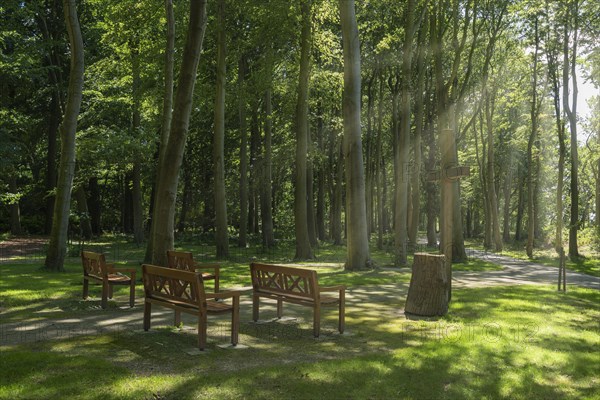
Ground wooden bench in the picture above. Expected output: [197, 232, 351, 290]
[81, 251, 136, 309]
[166, 250, 220, 292]
[166, 250, 221, 325]
[142, 264, 240, 350]
[250, 262, 345, 337]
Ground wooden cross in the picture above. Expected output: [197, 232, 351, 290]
[426, 128, 470, 301]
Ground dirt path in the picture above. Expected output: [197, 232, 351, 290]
[455, 249, 600, 289]
[0, 236, 48, 263]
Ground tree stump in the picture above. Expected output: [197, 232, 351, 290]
[405, 253, 448, 316]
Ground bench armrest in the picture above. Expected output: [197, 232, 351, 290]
[110, 267, 137, 276]
[192, 263, 220, 275]
[319, 285, 346, 292]
[205, 290, 240, 299]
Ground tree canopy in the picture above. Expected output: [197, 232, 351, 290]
[1, 0, 599, 268]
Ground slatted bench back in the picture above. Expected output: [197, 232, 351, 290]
[250, 263, 319, 301]
[166, 250, 195, 271]
[81, 251, 107, 278]
[142, 264, 206, 310]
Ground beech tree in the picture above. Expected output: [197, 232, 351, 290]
[563, 0, 581, 259]
[340, 0, 370, 270]
[43, 0, 84, 271]
[150, 0, 208, 267]
[144, 0, 175, 262]
[214, 0, 229, 258]
[294, 0, 314, 260]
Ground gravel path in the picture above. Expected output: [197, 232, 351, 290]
[454, 249, 600, 290]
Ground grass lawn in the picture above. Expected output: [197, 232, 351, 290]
[1, 236, 598, 399]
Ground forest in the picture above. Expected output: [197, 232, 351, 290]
[1, 0, 599, 271]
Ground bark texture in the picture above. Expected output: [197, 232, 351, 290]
[44, 0, 84, 271]
[151, 0, 207, 267]
[340, 0, 370, 270]
[405, 253, 448, 316]
[294, 0, 314, 260]
[214, 0, 229, 258]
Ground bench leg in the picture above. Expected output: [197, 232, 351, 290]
[108, 285, 114, 299]
[198, 314, 207, 351]
[214, 275, 220, 294]
[313, 305, 321, 338]
[231, 296, 239, 346]
[129, 280, 135, 307]
[82, 278, 89, 299]
[277, 299, 283, 319]
[339, 292, 345, 334]
[252, 294, 259, 322]
[143, 302, 151, 331]
[101, 282, 109, 309]
[174, 310, 181, 326]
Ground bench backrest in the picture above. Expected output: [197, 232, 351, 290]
[81, 251, 107, 278]
[166, 250, 195, 271]
[142, 264, 206, 310]
[250, 263, 319, 301]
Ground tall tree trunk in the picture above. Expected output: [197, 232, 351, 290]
[151, 0, 208, 267]
[122, 173, 133, 233]
[131, 42, 144, 246]
[596, 119, 600, 238]
[515, 162, 526, 241]
[425, 111, 438, 247]
[249, 102, 260, 235]
[474, 111, 491, 249]
[596, 134, 600, 238]
[145, 0, 175, 263]
[388, 73, 400, 235]
[394, 0, 415, 266]
[409, 14, 427, 247]
[334, 142, 344, 245]
[39, 9, 64, 235]
[9, 177, 22, 235]
[177, 163, 192, 232]
[88, 177, 101, 235]
[44, 0, 84, 271]
[45, 94, 60, 234]
[526, 17, 540, 259]
[330, 117, 343, 245]
[376, 68, 386, 250]
[545, 19, 566, 254]
[316, 101, 326, 240]
[75, 185, 92, 240]
[563, 4, 580, 259]
[261, 87, 275, 248]
[502, 158, 512, 243]
[238, 55, 249, 247]
[214, 0, 228, 258]
[485, 88, 502, 252]
[466, 202, 473, 238]
[340, 0, 370, 270]
[307, 124, 318, 247]
[294, 0, 313, 259]
[365, 73, 375, 238]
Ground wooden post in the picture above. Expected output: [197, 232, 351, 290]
[558, 247, 566, 292]
[427, 129, 469, 302]
[405, 253, 448, 316]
